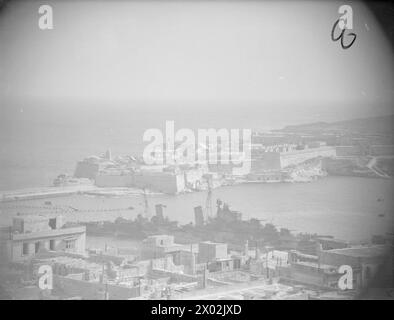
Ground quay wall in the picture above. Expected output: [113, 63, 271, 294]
[74, 162, 99, 179]
[280, 147, 336, 168]
[336, 146, 363, 157]
[95, 174, 133, 188]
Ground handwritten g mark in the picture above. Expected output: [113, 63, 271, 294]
[331, 5, 356, 50]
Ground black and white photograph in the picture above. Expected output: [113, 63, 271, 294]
[0, 0, 393, 305]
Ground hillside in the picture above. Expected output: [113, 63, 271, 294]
[278, 115, 394, 135]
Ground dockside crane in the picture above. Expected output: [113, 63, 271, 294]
[203, 174, 213, 220]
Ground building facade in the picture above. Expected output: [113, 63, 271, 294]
[0, 215, 86, 263]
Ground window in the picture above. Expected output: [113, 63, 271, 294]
[22, 243, 29, 256]
[49, 218, 56, 230]
[35, 242, 40, 253]
[49, 240, 55, 251]
[365, 267, 372, 280]
[65, 240, 76, 250]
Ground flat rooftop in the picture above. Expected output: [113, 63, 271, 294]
[36, 256, 101, 271]
[14, 214, 52, 222]
[317, 237, 348, 243]
[295, 261, 337, 271]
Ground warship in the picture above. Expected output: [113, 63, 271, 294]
[82, 196, 304, 251]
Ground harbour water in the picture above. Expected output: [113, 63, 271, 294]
[1, 177, 393, 242]
[1, 104, 393, 245]
[0, 102, 385, 191]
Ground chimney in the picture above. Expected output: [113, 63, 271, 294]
[244, 240, 249, 257]
[155, 204, 164, 220]
[202, 267, 209, 289]
[194, 206, 204, 226]
[316, 242, 323, 269]
[255, 246, 261, 260]
[105, 149, 112, 161]
[190, 244, 196, 275]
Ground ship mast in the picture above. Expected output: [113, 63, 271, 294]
[204, 174, 213, 220]
[143, 187, 150, 220]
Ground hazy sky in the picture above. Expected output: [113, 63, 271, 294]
[0, 0, 393, 113]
